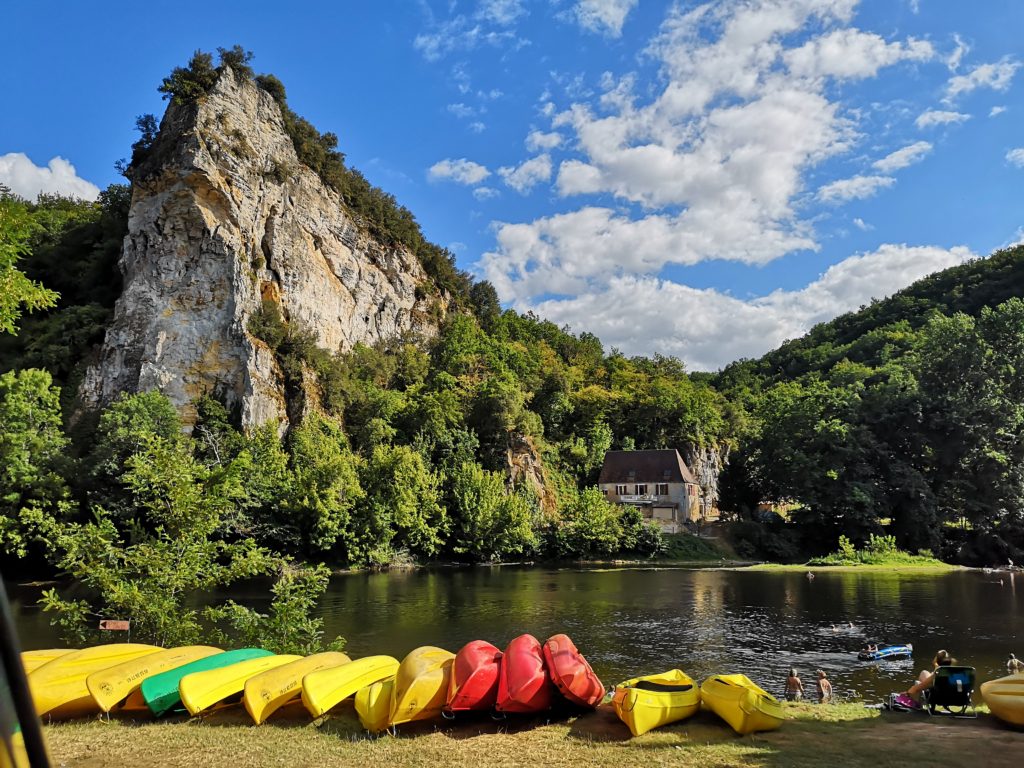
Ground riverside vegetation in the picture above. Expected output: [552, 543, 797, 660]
[3, 47, 1024, 649]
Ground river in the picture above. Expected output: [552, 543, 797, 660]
[11, 566, 1023, 702]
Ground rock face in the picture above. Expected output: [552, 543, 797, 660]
[78, 69, 438, 429]
[684, 443, 728, 514]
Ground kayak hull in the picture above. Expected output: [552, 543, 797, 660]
[21, 649, 73, 675]
[390, 646, 455, 726]
[496, 634, 552, 714]
[446, 640, 502, 713]
[700, 674, 784, 735]
[612, 669, 700, 736]
[243, 651, 351, 724]
[981, 674, 1024, 727]
[28, 644, 161, 719]
[542, 634, 603, 708]
[301, 655, 399, 718]
[356, 677, 395, 732]
[141, 648, 272, 717]
[87, 646, 222, 713]
[180, 654, 301, 716]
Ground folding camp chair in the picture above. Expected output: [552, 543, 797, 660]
[923, 666, 977, 718]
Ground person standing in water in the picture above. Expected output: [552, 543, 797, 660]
[1009, 653, 1024, 675]
[785, 669, 804, 701]
[815, 671, 833, 703]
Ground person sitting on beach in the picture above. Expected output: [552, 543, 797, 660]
[785, 668, 804, 701]
[1009, 653, 1024, 675]
[902, 650, 955, 704]
[815, 670, 833, 703]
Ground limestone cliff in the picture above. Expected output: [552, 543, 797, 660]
[78, 69, 438, 429]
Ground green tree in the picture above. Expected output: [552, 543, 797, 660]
[555, 488, 623, 558]
[448, 461, 537, 561]
[0, 191, 58, 335]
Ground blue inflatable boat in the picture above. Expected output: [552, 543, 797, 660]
[858, 643, 913, 661]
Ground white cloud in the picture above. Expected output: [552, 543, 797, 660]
[526, 244, 975, 370]
[852, 217, 871, 231]
[946, 34, 969, 71]
[414, 4, 529, 61]
[872, 140, 932, 172]
[469, 121, 487, 133]
[0, 153, 100, 201]
[498, 154, 553, 193]
[1006, 148, 1024, 168]
[990, 105, 1007, 117]
[447, 103, 479, 119]
[473, 186, 500, 200]
[818, 174, 895, 202]
[573, 0, 638, 38]
[525, 130, 564, 152]
[915, 109, 970, 128]
[478, 0, 526, 26]
[784, 29, 933, 80]
[428, 158, 491, 185]
[944, 58, 1020, 102]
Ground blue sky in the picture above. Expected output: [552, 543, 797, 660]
[2, 0, 1022, 369]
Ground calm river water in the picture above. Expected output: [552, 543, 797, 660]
[11, 567, 1023, 702]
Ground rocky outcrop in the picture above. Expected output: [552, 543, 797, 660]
[506, 434, 558, 516]
[685, 443, 729, 513]
[78, 69, 438, 429]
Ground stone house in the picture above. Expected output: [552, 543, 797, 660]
[597, 449, 707, 532]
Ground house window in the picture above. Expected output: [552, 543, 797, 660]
[655, 483, 669, 496]
[635, 484, 648, 495]
[615, 484, 627, 495]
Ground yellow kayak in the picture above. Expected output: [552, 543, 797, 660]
[700, 674, 785, 734]
[981, 674, 1024, 726]
[301, 655, 399, 718]
[355, 676, 395, 732]
[86, 645, 222, 713]
[243, 651, 351, 724]
[179, 654, 301, 715]
[28, 644, 161, 719]
[612, 669, 700, 736]
[390, 646, 455, 727]
[21, 649, 73, 675]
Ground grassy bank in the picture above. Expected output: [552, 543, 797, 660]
[42, 701, 1021, 768]
[740, 562, 961, 573]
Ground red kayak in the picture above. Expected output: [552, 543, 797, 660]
[496, 634, 553, 713]
[446, 640, 502, 712]
[542, 633, 604, 707]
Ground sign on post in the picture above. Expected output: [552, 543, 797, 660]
[98, 619, 131, 631]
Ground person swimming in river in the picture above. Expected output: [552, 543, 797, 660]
[785, 668, 804, 701]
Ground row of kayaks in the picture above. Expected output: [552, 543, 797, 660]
[22, 638, 784, 736]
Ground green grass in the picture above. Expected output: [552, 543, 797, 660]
[659, 533, 728, 562]
[42, 700, 1020, 768]
[805, 535, 950, 568]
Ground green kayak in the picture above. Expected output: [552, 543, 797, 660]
[141, 648, 271, 717]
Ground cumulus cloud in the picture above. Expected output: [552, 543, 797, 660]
[852, 217, 872, 231]
[428, 158, 491, 185]
[473, 186, 500, 200]
[946, 34, 969, 71]
[526, 244, 975, 370]
[818, 174, 895, 202]
[784, 29, 932, 80]
[872, 140, 932, 172]
[990, 105, 1007, 117]
[498, 154, 553, 193]
[1006, 148, 1024, 168]
[944, 58, 1020, 102]
[915, 109, 970, 128]
[573, 0, 638, 37]
[0, 153, 100, 201]
[414, 2, 529, 61]
[525, 130, 563, 152]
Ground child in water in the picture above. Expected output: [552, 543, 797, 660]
[785, 669, 804, 701]
[816, 670, 832, 703]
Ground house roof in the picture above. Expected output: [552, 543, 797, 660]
[597, 449, 698, 485]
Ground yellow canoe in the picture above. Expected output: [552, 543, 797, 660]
[179, 654, 301, 716]
[612, 669, 700, 736]
[86, 645, 222, 713]
[981, 674, 1024, 726]
[21, 649, 73, 675]
[243, 651, 351, 724]
[700, 674, 785, 734]
[28, 644, 161, 719]
[355, 676, 395, 733]
[390, 646, 455, 727]
[301, 655, 399, 718]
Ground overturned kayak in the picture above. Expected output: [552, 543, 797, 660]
[142, 648, 272, 717]
[244, 651, 351, 724]
[87, 645, 222, 713]
[301, 655, 400, 718]
[496, 634, 552, 714]
[446, 640, 502, 713]
[542, 634, 603, 708]
[612, 669, 700, 736]
[28, 644, 160, 719]
[356, 677, 395, 732]
[180, 654, 301, 716]
[700, 674, 784, 734]
[21, 649, 73, 675]
[981, 674, 1024, 726]
[390, 646, 455, 726]
[858, 644, 913, 661]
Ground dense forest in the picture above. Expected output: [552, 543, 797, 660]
[2, 47, 1023, 644]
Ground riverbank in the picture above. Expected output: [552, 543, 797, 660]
[738, 562, 962, 573]
[42, 701, 1021, 768]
